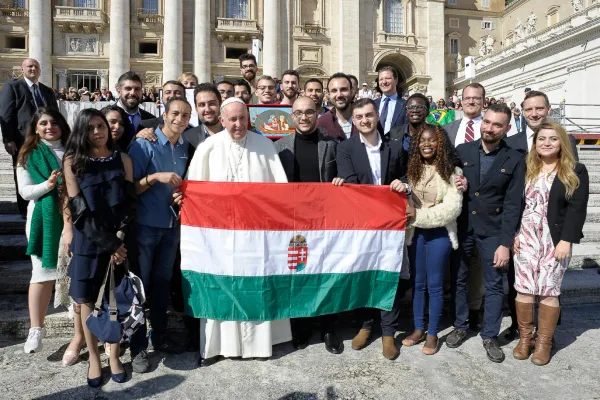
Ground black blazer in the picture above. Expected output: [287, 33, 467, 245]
[547, 163, 589, 246]
[336, 134, 407, 185]
[505, 128, 579, 161]
[374, 96, 408, 133]
[0, 79, 58, 147]
[456, 139, 526, 247]
[275, 129, 339, 183]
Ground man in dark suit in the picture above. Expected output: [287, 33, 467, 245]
[444, 83, 486, 147]
[316, 72, 358, 140]
[0, 58, 58, 217]
[115, 71, 156, 144]
[336, 98, 410, 360]
[446, 104, 526, 363]
[274, 96, 342, 354]
[374, 66, 407, 135]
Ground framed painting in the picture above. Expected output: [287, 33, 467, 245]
[248, 104, 295, 140]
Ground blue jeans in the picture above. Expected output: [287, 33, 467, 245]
[408, 227, 452, 336]
[452, 232, 504, 340]
[130, 223, 180, 354]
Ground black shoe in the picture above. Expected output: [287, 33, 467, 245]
[503, 325, 519, 341]
[86, 365, 103, 388]
[108, 360, 127, 383]
[323, 331, 343, 354]
[292, 331, 311, 350]
[469, 309, 482, 331]
[131, 350, 151, 373]
[446, 329, 467, 348]
[153, 337, 185, 354]
[198, 355, 220, 367]
[483, 339, 505, 363]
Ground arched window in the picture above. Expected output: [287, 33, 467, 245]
[226, 0, 249, 19]
[385, 0, 403, 34]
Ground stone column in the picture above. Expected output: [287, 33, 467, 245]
[109, 0, 130, 91]
[426, 0, 445, 99]
[98, 69, 109, 89]
[407, 0, 414, 36]
[163, 0, 183, 82]
[263, 0, 281, 78]
[55, 69, 67, 90]
[339, 0, 361, 78]
[194, 0, 211, 82]
[29, 0, 52, 85]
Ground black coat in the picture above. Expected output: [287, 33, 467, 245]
[336, 134, 407, 185]
[0, 79, 58, 147]
[504, 128, 579, 161]
[547, 163, 589, 246]
[456, 139, 526, 247]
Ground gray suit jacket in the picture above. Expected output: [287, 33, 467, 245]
[274, 129, 339, 183]
[444, 119, 462, 147]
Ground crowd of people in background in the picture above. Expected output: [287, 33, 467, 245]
[0, 56, 589, 388]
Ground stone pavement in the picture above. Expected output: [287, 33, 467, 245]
[0, 306, 599, 400]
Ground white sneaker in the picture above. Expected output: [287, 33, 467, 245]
[23, 327, 46, 353]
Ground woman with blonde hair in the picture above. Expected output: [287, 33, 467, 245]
[179, 72, 198, 88]
[512, 122, 589, 366]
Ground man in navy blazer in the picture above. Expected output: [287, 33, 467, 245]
[0, 58, 58, 217]
[374, 66, 407, 135]
[446, 104, 526, 363]
[336, 98, 410, 360]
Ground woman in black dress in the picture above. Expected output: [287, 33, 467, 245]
[62, 109, 135, 387]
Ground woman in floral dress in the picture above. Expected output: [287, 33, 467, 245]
[512, 122, 589, 366]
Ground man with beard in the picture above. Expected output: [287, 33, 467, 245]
[316, 73, 357, 140]
[185, 83, 223, 151]
[274, 97, 343, 354]
[446, 104, 525, 364]
[304, 78, 327, 116]
[217, 80, 235, 102]
[138, 80, 186, 132]
[232, 79, 252, 104]
[375, 66, 407, 134]
[280, 70, 300, 105]
[116, 71, 156, 143]
[256, 75, 278, 105]
[239, 53, 258, 97]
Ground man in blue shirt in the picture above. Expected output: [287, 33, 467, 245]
[128, 97, 191, 373]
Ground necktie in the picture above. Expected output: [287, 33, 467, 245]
[465, 119, 475, 143]
[32, 84, 45, 109]
[380, 97, 390, 133]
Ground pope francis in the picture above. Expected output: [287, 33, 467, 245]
[186, 97, 291, 366]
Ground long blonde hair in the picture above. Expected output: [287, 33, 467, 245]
[526, 122, 579, 198]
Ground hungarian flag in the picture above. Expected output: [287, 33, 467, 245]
[427, 109, 456, 126]
[180, 181, 407, 321]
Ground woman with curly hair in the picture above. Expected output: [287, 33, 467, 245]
[401, 124, 463, 355]
[512, 122, 589, 366]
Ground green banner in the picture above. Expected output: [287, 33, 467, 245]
[427, 109, 456, 126]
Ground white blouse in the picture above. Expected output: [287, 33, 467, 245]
[16, 139, 65, 202]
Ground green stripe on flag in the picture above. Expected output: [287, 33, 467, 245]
[427, 109, 455, 126]
[182, 270, 401, 321]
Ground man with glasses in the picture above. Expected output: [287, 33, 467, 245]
[256, 75, 278, 105]
[445, 83, 486, 147]
[274, 96, 343, 354]
[388, 93, 430, 158]
[239, 53, 258, 94]
[217, 80, 235, 102]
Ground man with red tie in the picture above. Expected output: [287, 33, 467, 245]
[444, 83, 485, 146]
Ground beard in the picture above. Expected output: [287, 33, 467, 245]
[333, 98, 350, 111]
[244, 70, 256, 81]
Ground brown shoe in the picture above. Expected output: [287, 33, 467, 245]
[513, 301, 535, 360]
[382, 336, 399, 360]
[422, 335, 438, 355]
[531, 304, 560, 366]
[401, 330, 426, 347]
[351, 329, 372, 350]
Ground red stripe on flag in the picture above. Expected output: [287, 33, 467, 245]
[181, 181, 407, 231]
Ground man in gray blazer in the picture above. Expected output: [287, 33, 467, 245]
[274, 97, 342, 354]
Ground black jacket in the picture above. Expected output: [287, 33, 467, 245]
[504, 128, 579, 161]
[456, 139, 526, 247]
[547, 163, 589, 246]
[274, 129, 339, 183]
[0, 79, 58, 146]
[336, 133, 407, 185]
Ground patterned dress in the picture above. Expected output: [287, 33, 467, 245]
[514, 172, 568, 296]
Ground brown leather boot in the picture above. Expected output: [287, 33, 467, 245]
[382, 336, 399, 360]
[531, 304, 560, 366]
[512, 301, 535, 360]
[351, 328, 372, 350]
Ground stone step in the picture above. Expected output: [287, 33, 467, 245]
[0, 234, 28, 262]
[0, 199, 19, 214]
[588, 174, 600, 183]
[0, 213, 25, 235]
[583, 207, 600, 223]
[588, 194, 600, 206]
[589, 184, 600, 194]
[0, 260, 31, 295]
[571, 242, 600, 269]
[0, 170, 13, 184]
[582, 223, 600, 243]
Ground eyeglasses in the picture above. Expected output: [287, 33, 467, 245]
[463, 96, 483, 103]
[292, 109, 317, 118]
[258, 86, 276, 91]
[218, 89, 234, 95]
[406, 105, 428, 111]
[241, 65, 256, 70]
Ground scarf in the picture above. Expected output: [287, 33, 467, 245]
[25, 141, 63, 269]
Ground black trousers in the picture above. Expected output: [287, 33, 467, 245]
[291, 314, 337, 337]
[361, 279, 411, 336]
[11, 150, 28, 216]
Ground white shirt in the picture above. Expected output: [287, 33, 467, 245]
[339, 117, 353, 139]
[454, 114, 483, 146]
[526, 125, 535, 150]
[379, 93, 398, 134]
[358, 89, 373, 99]
[359, 133, 383, 185]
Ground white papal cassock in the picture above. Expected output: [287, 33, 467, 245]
[186, 129, 291, 358]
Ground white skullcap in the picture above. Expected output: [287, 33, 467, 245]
[220, 97, 246, 110]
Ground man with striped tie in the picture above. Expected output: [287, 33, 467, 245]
[444, 83, 485, 147]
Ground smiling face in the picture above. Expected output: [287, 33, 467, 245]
[291, 97, 318, 134]
[481, 109, 510, 145]
[535, 128, 561, 160]
[87, 116, 109, 148]
[195, 91, 221, 126]
[352, 103, 379, 136]
[257, 78, 276, 104]
[36, 114, 62, 141]
[377, 70, 398, 97]
[240, 60, 257, 81]
[523, 95, 550, 131]
[217, 82, 235, 102]
[418, 128, 438, 164]
[21, 58, 40, 82]
[163, 83, 185, 103]
[328, 78, 352, 111]
[117, 79, 143, 111]
[304, 82, 324, 107]
[104, 110, 124, 141]
[281, 74, 299, 100]
[163, 100, 192, 136]
[181, 77, 197, 88]
[219, 102, 248, 140]
[406, 97, 428, 125]
[461, 86, 484, 118]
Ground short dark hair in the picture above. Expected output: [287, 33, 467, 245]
[463, 82, 486, 99]
[281, 69, 299, 80]
[239, 53, 257, 67]
[194, 83, 221, 105]
[304, 78, 323, 90]
[347, 74, 358, 88]
[117, 71, 143, 88]
[162, 80, 186, 91]
[522, 90, 550, 108]
[217, 80, 234, 88]
[164, 97, 191, 114]
[406, 93, 430, 110]
[378, 66, 398, 80]
[353, 98, 378, 112]
[327, 72, 352, 90]
[486, 103, 512, 123]
[232, 79, 251, 93]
